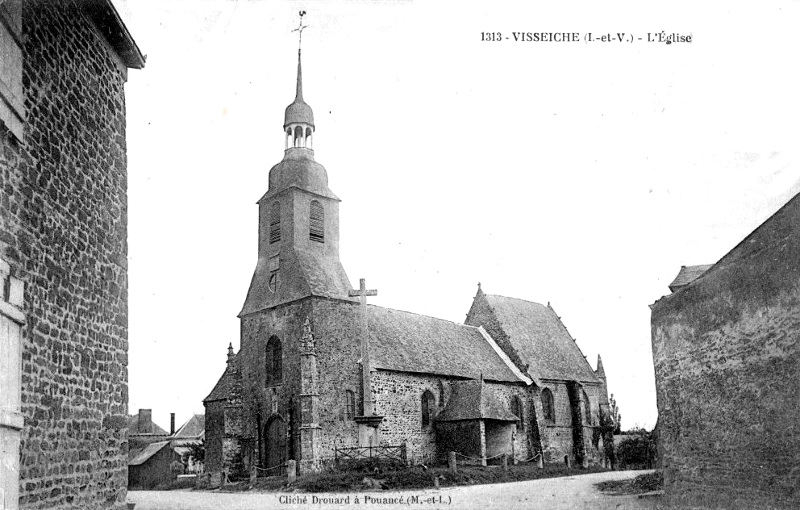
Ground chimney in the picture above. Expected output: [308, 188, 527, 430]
[170, 413, 176, 435]
[137, 409, 153, 434]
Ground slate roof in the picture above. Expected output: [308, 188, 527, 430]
[435, 380, 520, 422]
[483, 295, 600, 383]
[204, 355, 238, 402]
[368, 306, 524, 384]
[85, 0, 146, 69]
[239, 247, 354, 316]
[125, 414, 168, 436]
[128, 441, 170, 466]
[668, 264, 714, 292]
[174, 414, 205, 439]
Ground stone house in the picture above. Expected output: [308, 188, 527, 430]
[126, 412, 205, 488]
[126, 410, 205, 488]
[203, 45, 611, 477]
[0, 1, 143, 508]
[651, 192, 800, 506]
[170, 414, 206, 474]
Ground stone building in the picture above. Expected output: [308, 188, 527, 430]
[0, 1, 143, 508]
[126, 411, 205, 488]
[203, 45, 611, 477]
[651, 192, 800, 506]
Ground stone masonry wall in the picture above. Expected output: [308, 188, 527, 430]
[651, 195, 800, 505]
[538, 381, 574, 464]
[371, 372, 532, 464]
[309, 299, 364, 463]
[203, 401, 224, 472]
[0, 3, 131, 509]
[239, 299, 309, 469]
[537, 381, 604, 466]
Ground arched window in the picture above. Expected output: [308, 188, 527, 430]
[266, 336, 282, 385]
[294, 125, 303, 147]
[345, 390, 356, 420]
[541, 388, 555, 423]
[269, 202, 281, 244]
[583, 390, 592, 425]
[511, 395, 523, 429]
[421, 390, 435, 427]
[309, 200, 324, 243]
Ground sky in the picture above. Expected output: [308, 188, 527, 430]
[114, 0, 800, 432]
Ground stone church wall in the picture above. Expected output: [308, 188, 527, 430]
[238, 298, 365, 469]
[308, 299, 364, 462]
[204, 401, 224, 473]
[370, 371, 440, 463]
[239, 299, 310, 469]
[370, 372, 532, 464]
[538, 381, 575, 463]
[651, 196, 800, 505]
[0, 3, 132, 508]
[537, 380, 604, 466]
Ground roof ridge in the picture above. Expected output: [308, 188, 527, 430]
[367, 303, 482, 330]
[485, 293, 548, 308]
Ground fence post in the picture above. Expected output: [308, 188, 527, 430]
[502, 454, 508, 471]
[250, 464, 257, 485]
[287, 460, 297, 484]
[448, 452, 457, 474]
[537, 453, 544, 469]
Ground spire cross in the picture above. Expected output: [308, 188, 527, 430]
[349, 278, 378, 416]
[292, 11, 309, 51]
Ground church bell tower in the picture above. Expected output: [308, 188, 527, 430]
[239, 40, 353, 316]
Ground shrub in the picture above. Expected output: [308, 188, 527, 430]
[616, 428, 656, 469]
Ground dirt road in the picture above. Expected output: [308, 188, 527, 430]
[128, 469, 658, 510]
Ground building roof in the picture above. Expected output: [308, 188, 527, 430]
[368, 305, 525, 384]
[284, 49, 314, 128]
[653, 191, 800, 315]
[83, 0, 145, 69]
[125, 414, 168, 436]
[483, 294, 600, 384]
[668, 264, 714, 292]
[128, 441, 170, 466]
[239, 246, 353, 317]
[435, 379, 520, 422]
[203, 354, 239, 402]
[173, 414, 205, 439]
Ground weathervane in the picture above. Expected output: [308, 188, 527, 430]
[292, 11, 308, 51]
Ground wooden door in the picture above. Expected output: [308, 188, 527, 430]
[264, 417, 286, 473]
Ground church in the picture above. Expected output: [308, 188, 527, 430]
[203, 37, 611, 477]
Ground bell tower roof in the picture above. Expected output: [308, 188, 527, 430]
[284, 49, 315, 129]
[239, 12, 354, 317]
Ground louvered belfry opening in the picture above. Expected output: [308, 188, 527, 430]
[309, 200, 324, 243]
[269, 202, 281, 244]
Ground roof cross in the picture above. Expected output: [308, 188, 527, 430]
[348, 277, 377, 306]
[291, 10, 308, 51]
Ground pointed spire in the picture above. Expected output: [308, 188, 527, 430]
[595, 354, 606, 378]
[227, 342, 235, 366]
[295, 49, 304, 102]
[284, 47, 315, 129]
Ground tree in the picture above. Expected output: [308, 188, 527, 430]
[181, 439, 205, 471]
[609, 394, 622, 434]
